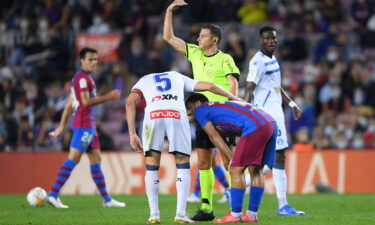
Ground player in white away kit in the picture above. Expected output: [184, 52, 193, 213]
[245, 26, 305, 216]
[126, 71, 241, 224]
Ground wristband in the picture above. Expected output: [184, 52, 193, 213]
[288, 101, 297, 108]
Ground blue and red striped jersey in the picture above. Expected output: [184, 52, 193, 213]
[194, 101, 275, 137]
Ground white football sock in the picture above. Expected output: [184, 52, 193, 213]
[145, 170, 160, 216]
[273, 168, 288, 208]
[176, 168, 190, 216]
[262, 165, 272, 175]
[245, 174, 251, 187]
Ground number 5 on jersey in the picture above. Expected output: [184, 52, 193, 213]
[154, 73, 171, 92]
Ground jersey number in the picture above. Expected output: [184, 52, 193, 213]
[154, 73, 171, 92]
[81, 132, 93, 144]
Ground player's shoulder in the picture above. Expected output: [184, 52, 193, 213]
[249, 51, 266, 66]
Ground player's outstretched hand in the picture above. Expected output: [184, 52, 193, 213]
[167, 0, 188, 12]
[109, 89, 121, 100]
[49, 125, 64, 139]
[130, 134, 143, 153]
[292, 105, 302, 120]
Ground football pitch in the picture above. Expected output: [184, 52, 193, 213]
[0, 194, 374, 225]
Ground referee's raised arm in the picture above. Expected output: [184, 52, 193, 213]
[163, 0, 188, 55]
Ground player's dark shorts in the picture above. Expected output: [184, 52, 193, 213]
[195, 122, 236, 149]
[70, 128, 100, 152]
[231, 121, 277, 167]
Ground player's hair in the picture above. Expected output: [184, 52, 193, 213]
[259, 25, 276, 37]
[79, 47, 97, 59]
[185, 93, 209, 106]
[202, 24, 222, 44]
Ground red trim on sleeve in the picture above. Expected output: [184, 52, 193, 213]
[131, 89, 144, 99]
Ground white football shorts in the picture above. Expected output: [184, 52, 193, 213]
[142, 109, 191, 155]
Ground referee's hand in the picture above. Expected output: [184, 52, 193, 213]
[167, 0, 188, 12]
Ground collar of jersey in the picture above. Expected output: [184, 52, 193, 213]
[203, 50, 220, 57]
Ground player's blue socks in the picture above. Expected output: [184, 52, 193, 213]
[213, 165, 229, 189]
[193, 171, 201, 197]
[49, 158, 76, 198]
[248, 186, 264, 212]
[91, 164, 111, 202]
[230, 188, 246, 213]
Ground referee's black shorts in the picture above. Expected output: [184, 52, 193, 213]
[194, 122, 236, 149]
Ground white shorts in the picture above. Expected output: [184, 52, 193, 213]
[274, 117, 289, 151]
[142, 109, 191, 156]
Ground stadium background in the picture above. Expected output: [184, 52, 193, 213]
[0, 0, 375, 195]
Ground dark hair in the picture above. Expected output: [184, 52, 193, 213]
[259, 26, 276, 37]
[202, 24, 222, 44]
[185, 93, 209, 106]
[79, 47, 97, 59]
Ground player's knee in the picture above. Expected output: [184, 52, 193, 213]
[198, 160, 211, 170]
[175, 154, 190, 164]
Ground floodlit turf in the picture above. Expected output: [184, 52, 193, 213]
[0, 193, 374, 225]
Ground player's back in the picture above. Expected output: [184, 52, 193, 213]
[132, 71, 197, 113]
[194, 101, 274, 137]
[70, 69, 96, 129]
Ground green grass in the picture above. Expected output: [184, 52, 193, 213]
[0, 194, 374, 225]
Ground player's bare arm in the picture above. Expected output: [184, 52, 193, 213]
[203, 122, 233, 170]
[163, 0, 188, 55]
[244, 81, 257, 103]
[49, 95, 73, 139]
[281, 87, 302, 120]
[227, 74, 239, 96]
[80, 89, 121, 107]
[194, 81, 243, 101]
[125, 92, 143, 152]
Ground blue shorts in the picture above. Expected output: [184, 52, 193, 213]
[70, 128, 97, 152]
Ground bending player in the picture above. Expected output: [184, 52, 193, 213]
[185, 93, 277, 223]
[126, 71, 241, 224]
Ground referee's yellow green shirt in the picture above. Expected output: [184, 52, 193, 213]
[185, 43, 240, 101]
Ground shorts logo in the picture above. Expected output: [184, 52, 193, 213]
[150, 110, 180, 120]
[277, 138, 283, 145]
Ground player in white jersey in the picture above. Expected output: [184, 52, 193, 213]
[245, 26, 305, 216]
[126, 71, 241, 224]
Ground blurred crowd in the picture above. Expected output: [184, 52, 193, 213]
[0, 0, 375, 152]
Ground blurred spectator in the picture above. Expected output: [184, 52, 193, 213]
[12, 97, 34, 126]
[0, 78, 22, 112]
[350, 0, 374, 27]
[293, 127, 315, 151]
[237, 0, 267, 24]
[17, 115, 36, 149]
[126, 36, 148, 77]
[279, 23, 308, 61]
[88, 13, 110, 34]
[224, 27, 246, 66]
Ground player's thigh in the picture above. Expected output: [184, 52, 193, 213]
[195, 122, 215, 149]
[70, 128, 96, 153]
[142, 117, 165, 154]
[262, 121, 278, 166]
[67, 147, 83, 163]
[165, 116, 191, 156]
[274, 117, 289, 150]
